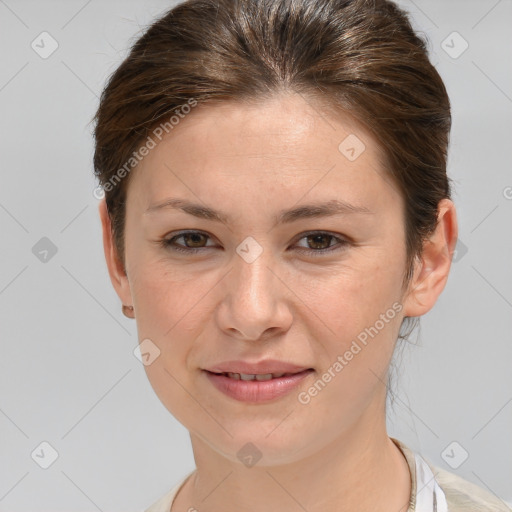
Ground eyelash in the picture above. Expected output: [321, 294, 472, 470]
[160, 230, 350, 257]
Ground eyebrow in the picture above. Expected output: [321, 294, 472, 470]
[145, 197, 373, 225]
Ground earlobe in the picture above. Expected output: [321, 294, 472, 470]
[401, 199, 458, 318]
[98, 199, 133, 308]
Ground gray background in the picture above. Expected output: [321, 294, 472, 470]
[0, 0, 511, 510]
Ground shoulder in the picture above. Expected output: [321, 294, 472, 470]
[144, 486, 177, 512]
[144, 471, 194, 512]
[390, 438, 511, 512]
[432, 465, 512, 512]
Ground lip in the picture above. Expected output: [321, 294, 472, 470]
[205, 359, 312, 375]
[203, 360, 315, 402]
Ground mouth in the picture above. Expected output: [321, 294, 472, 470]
[203, 368, 315, 402]
[206, 370, 310, 381]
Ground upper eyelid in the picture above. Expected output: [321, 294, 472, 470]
[168, 230, 217, 244]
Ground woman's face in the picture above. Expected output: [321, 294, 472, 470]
[103, 92, 433, 465]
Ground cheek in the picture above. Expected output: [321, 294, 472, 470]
[307, 258, 403, 333]
[131, 258, 211, 332]
[304, 261, 404, 395]
[132, 264, 210, 421]
[304, 273, 401, 417]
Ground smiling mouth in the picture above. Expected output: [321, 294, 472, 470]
[204, 368, 315, 402]
[206, 369, 314, 381]
[209, 371, 311, 381]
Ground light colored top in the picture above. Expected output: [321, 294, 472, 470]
[144, 437, 511, 512]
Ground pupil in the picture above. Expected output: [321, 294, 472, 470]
[186, 233, 204, 247]
[309, 234, 329, 249]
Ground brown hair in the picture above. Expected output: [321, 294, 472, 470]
[93, 0, 452, 339]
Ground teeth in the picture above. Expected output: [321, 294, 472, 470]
[224, 372, 290, 380]
[255, 373, 273, 381]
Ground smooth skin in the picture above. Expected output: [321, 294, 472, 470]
[100, 92, 458, 512]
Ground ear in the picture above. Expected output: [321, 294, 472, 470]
[98, 199, 133, 308]
[401, 198, 458, 317]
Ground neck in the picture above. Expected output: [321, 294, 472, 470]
[173, 415, 411, 512]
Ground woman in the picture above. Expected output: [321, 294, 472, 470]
[93, 0, 511, 510]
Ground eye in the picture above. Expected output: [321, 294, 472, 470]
[293, 231, 349, 256]
[160, 230, 349, 256]
[161, 230, 215, 254]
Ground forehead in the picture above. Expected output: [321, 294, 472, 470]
[128, 92, 400, 214]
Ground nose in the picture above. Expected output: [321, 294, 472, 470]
[216, 245, 294, 341]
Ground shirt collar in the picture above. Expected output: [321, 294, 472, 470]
[391, 437, 448, 512]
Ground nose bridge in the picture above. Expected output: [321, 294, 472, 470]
[233, 236, 276, 307]
[217, 235, 292, 340]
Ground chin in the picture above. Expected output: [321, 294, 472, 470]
[199, 423, 320, 467]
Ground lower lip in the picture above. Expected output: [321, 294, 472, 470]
[204, 369, 314, 402]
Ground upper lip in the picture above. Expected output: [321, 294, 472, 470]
[205, 359, 313, 375]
